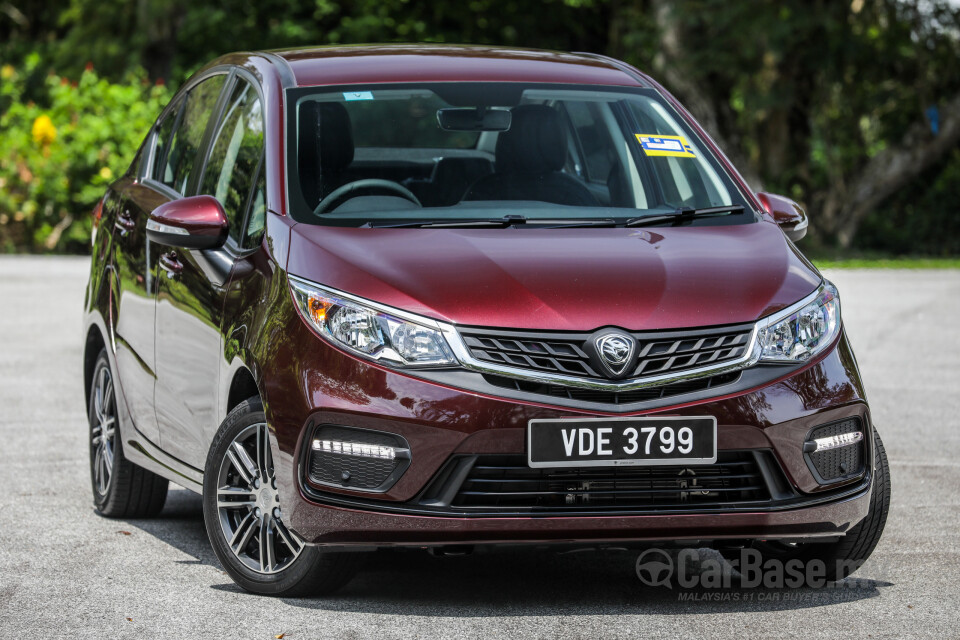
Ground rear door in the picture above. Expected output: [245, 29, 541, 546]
[153, 71, 265, 469]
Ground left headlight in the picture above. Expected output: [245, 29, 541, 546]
[757, 281, 841, 363]
[289, 276, 457, 367]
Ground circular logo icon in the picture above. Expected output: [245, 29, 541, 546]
[635, 549, 674, 588]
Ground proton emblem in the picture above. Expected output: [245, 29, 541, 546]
[594, 333, 636, 377]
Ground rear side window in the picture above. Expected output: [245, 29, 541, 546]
[160, 74, 227, 194]
[199, 78, 265, 243]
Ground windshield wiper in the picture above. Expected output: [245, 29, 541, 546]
[624, 205, 745, 227]
[364, 216, 619, 229]
[364, 215, 528, 229]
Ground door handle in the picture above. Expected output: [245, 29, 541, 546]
[159, 251, 183, 279]
[115, 210, 136, 236]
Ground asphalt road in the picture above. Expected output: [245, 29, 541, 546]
[1, 256, 958, 639]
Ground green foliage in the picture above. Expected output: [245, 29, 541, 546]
[0, 56, 172, 252]
[857, 148, 960, 257]
[0, 0, 958, 255]
[813, 257, 960, 269]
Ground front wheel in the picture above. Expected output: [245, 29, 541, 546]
[721, 427, 891, 584]
[202, 397, 362, 596]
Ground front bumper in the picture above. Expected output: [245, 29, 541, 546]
[264, 320, 873, 547]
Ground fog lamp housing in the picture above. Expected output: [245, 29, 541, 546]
[306, 425, 410, 493]
[803, 419, 866, 484]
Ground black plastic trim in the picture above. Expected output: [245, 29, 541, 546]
[803, 417, 868, 487]
[301, 423, 411, 494]
[299, 450, 872, 519]
[403, 361, 797, 413]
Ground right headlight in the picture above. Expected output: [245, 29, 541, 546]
[757, 281, 841, 363]
[288, 276, 458, 368]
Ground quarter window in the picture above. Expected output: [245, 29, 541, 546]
[244, 164, 267, 248]
[150, 97, 183, 184]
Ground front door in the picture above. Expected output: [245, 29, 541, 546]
[154, 72, 264, 469]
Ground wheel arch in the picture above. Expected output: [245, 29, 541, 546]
[226, 366, 262, 415]
[83, 323, 108, 410]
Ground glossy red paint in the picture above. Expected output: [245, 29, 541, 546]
[289, 490, 870, 547]
[757, 191, 809, 241]
[277, 45, 645, 89]
[149, 195, 228, 241]
[81, 46, 882, 569]
[286, 218, 821, 331]
[259, 286, 872, 544]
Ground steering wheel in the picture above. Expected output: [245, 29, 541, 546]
[313, 179, 422, 215]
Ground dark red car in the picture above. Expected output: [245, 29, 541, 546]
[83, 45, 889, 596]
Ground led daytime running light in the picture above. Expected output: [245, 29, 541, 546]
[312, 439, 397, 460]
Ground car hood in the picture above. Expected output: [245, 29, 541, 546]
[286, 220, 821, 331]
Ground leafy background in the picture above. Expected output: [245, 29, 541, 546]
[1, 0, 958, 257]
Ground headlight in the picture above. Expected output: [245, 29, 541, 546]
[757, 282, 841, 362]
[288, 276, 457, 367]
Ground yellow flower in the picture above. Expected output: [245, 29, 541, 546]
[99, 166, 113, 180]
[32, 115, 57, 146]
[0, 65, 14, 80]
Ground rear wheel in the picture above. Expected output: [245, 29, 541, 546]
[202, 398, 362, 596]
[721, 428, 891, 584]
[88, 349, 168, 517]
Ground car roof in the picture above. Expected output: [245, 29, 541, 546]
[266, 44, 648, 88]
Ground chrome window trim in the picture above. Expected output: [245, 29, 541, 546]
[291, 275, 829, 392]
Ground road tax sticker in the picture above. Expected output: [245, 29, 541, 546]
[635, 134, 697, 158]
[343, 91, 374, 101]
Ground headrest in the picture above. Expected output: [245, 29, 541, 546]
[494, 104, 567, 173]
[299, 101, 354, 174]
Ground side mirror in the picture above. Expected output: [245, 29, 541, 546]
[756, 192, 808, 242]
[146, 195, 228, 250]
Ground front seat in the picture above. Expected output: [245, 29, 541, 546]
[297, 102, 356, 207]
[463, 104, 598, 206]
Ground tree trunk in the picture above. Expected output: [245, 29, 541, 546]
[823, 92, 960, 247]
[649, 0, 764, 191]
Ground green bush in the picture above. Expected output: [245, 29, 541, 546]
[0, 55, 172, 253]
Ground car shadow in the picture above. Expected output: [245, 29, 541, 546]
[133, 488, 893, 616]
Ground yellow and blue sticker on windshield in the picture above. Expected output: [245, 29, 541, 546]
[635, 134, 696, 158]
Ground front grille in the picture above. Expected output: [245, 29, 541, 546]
[459, 324, 754, 380]
[484, 371, 740, 405]
[446, 452, 777, 512]
[807, 419, 865, 481]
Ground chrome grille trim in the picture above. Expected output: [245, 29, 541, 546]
[438, 322, 762, 392]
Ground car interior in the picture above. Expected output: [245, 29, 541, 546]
[293, 87, 734, 218]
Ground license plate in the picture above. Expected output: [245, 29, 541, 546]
[527, 417, 717, 468]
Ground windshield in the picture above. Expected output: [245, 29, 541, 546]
[285, 83, 753, 226]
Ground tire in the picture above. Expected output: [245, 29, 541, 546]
[202, 397, 362, 597]
[721, 428, 891, 584]
[88, 348, 168, 517]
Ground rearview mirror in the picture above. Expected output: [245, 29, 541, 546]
[756, 192, 808, 242]
[146, 195, 229, 250]
[437, 107, 512, 132]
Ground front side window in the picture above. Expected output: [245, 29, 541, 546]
[161, 74, 227, 194]
[285, 83, 749, 227]
[199, 78, 265, 242]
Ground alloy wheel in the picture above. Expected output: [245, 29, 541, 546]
[216, 423, 304, 574]
[91, 365, 117, 496]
